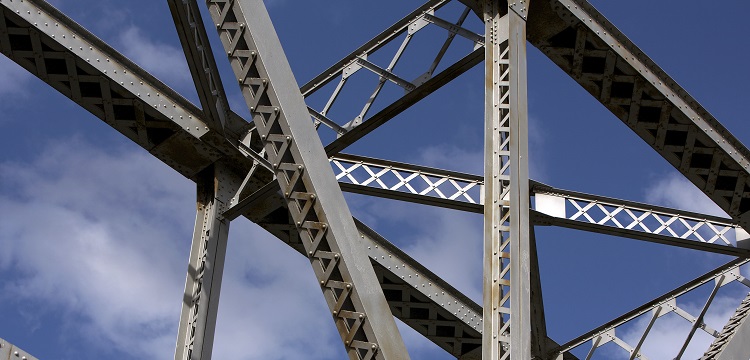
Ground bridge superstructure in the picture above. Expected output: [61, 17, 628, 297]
[1, 0, 749, 359]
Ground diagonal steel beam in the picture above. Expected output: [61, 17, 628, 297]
[300, 0, 455, 98]
[0, 337, 39, 360]
[323, 48, 483, 156]
[203, 0, 410, 358]
[529, 225, 550, 359]
[168, 0, 230, 133]
[0, 0, 267, 181]
[527, 0, 750, 230]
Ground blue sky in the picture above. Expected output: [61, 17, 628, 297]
[1, 0, 749, 359]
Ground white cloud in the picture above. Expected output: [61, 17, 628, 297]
[416, 118, 547, 181]
[645, 172, 727, 217]
[0, 138, 345, 359]
[263, 0, 286, 7]
[0, 56, 33, 99]
[0, 138, 193, 357]
[353, 145, 486, 302]
[212, 220, 342, 360]
[417, 145, 483, 175]
[625, 173, 750, 358]
[610, 294, 741, 360]
[117, 26, 192, 93]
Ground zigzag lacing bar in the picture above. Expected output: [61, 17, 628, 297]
[702, 292, 750, 359]
[206, 0, 385, 358]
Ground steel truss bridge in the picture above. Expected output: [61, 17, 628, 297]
[1, 0, 749, 359]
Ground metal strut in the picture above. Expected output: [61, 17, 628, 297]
[203, 0, 410, 359]
[175, 164, 237, 360]
[483, 0, 532, 358]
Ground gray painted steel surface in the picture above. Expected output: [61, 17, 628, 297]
[1, 0, 750, 359]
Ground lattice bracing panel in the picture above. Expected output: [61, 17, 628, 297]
[552, 259, 750, 359]
[532, 184, 750, 257]
[301, 0, 485, 155]
[331, 153, 483, 213]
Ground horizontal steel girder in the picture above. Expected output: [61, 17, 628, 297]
[531, 182, 750, 257]
[331, 153, 483, 213]
[527, 0, 750, 231]
[328, 154, 747, 256]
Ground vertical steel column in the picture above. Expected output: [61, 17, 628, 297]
[175, 164, 234, 360]
[203, 1, 410, 359]
[483, 0, 531, 358]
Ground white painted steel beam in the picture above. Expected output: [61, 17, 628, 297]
[331, 153, 484, 213]
[532, 182, 750, 257]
